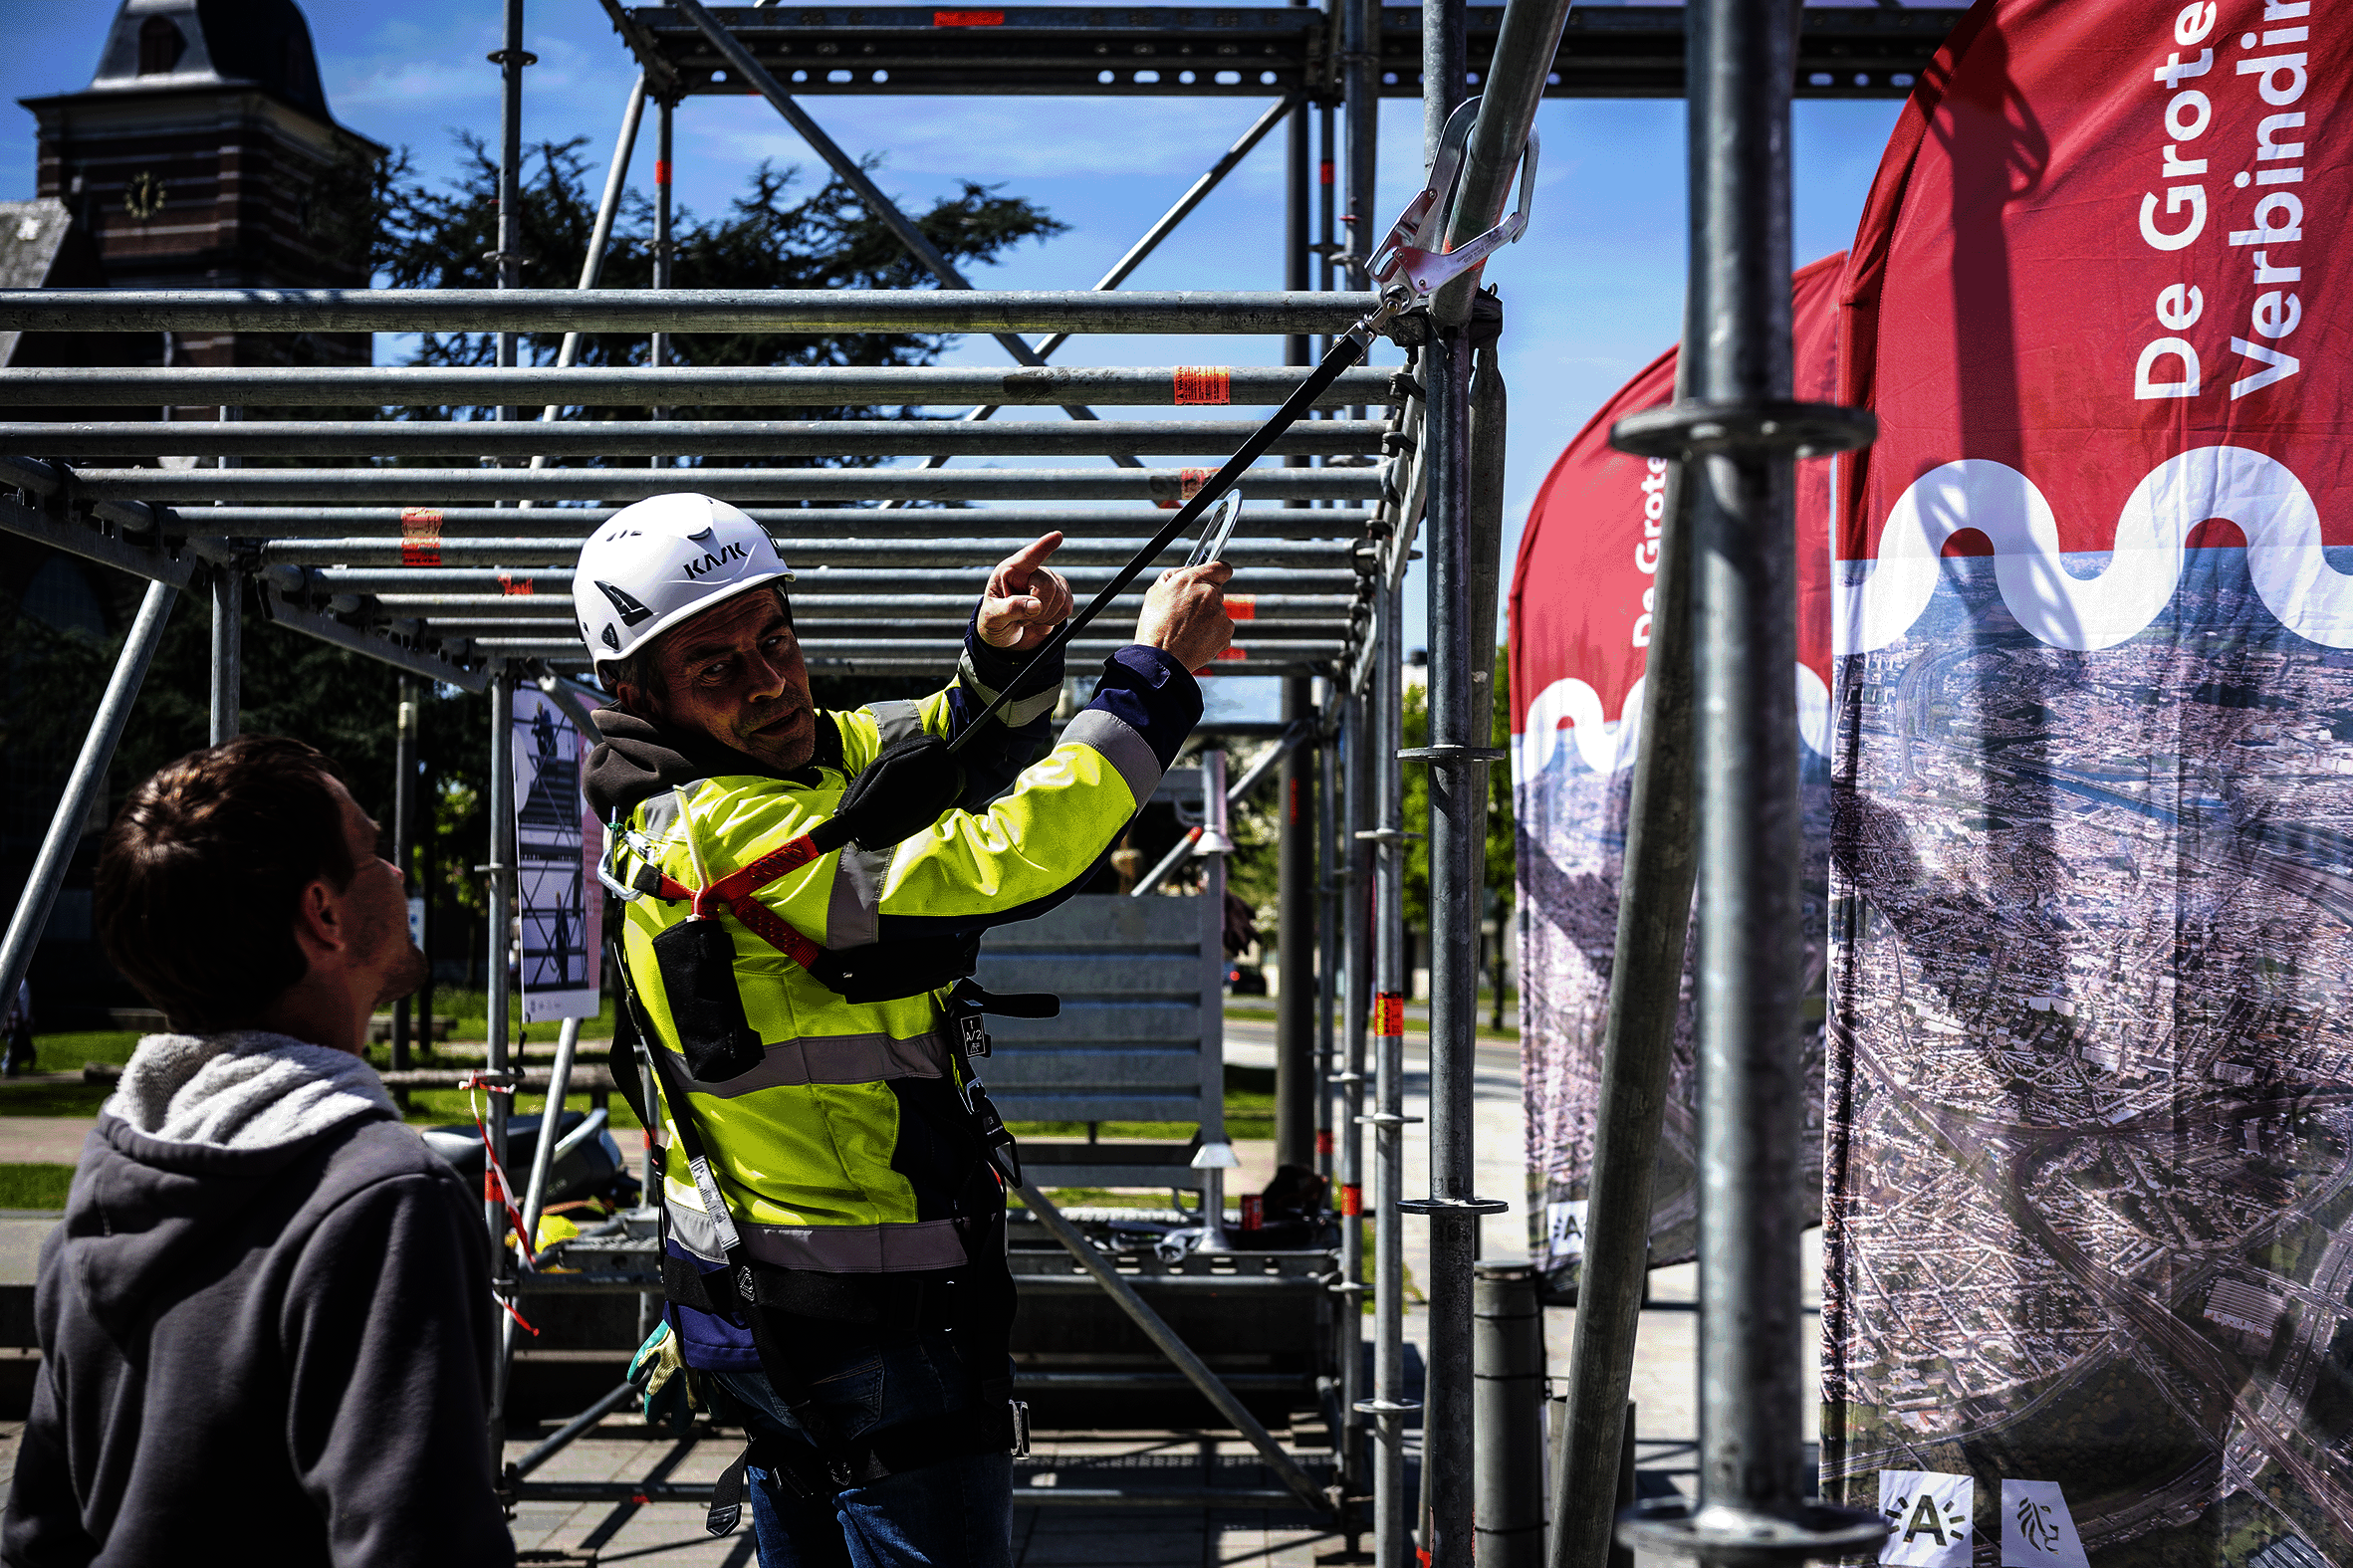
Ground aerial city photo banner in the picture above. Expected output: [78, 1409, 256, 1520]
[1509, 254, 1844, 1294]
[1819, 0, 2353, 1565]
[511, 687, 602, 1024]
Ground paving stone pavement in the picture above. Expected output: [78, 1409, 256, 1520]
[497, 1421, 1356, 1564]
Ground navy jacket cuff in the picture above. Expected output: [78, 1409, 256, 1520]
[1088, 645, 1204, 771]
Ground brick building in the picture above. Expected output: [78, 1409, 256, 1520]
[4, 0, 382, 1028]
[16, 0, 383, 375]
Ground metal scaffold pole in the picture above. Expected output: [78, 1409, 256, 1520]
[1472, 1258, 1545, 1568]
[1318, 101, 1338, 356]
[1404, 319, 1498, 1568]
[1286, 1, 1312, 371]
[209, 402, 241, 746]
[1403, 14, 1491, 1567]
[1607, 2, 1878, 1564]
[392, 679, 420, 1076]
[208, 565, 239, 747]
[486, 20, 528, 1467]
[549, 75, 645, 389]
[1677, 0, 1805, 1537]
[0, 361, 1396, 407]
[1422, 0, 1465, 165]
[1336, 689, 1373, 1543]
[1545, 404, 1697, 1568]
[1315, 708, 1341, 1185]
[1276, 674, 1317, 1169]
[494, 0, 529, 430]
[0, 579, 177, 1017]
[1398, 0, 1571, 1555]
[652, 94, 674, 426]
[1342, 0, 1378, 299]
[1361, 576, 1416, 1568]
[485, 670, 517, 1465]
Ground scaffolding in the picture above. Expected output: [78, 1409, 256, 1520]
[0, 2, 1945, 1563]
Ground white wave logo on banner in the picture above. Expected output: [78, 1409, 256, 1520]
[1835, 446, 2353, 654]
[1512, 663, 1830, 781]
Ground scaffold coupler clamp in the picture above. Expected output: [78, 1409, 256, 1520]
[1366, 94, 1539, 312]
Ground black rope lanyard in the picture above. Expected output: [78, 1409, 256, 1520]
[944, 300, 1400, 758]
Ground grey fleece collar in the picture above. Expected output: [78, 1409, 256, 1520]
[103, 1030, 397, 1153]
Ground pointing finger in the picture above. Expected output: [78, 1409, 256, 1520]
[1002, 533, 1063, 574]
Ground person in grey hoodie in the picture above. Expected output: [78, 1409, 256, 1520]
[2, 735, 514, 1567]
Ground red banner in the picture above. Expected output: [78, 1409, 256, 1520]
[1824, 1, 2353, 1562]
[1511, 254, 1843, 1287]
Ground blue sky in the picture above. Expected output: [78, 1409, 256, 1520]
[0, 1, 1909, 693]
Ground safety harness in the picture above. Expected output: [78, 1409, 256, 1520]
[603, 790, 1047, 1537]
[603, 792, 1044, 1183]
[612, 938, 1031, 1536]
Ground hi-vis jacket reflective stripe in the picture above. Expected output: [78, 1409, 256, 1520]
[596, 635, 1202, 1284]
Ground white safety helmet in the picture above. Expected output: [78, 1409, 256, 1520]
[573, 493, 796, 668]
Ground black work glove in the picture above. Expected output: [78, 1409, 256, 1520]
[816, 735, 963, 852]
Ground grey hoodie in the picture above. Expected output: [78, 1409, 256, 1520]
[1, 1031, 513, 1567]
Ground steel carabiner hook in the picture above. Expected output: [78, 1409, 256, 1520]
[1366, 95, 1540, 305]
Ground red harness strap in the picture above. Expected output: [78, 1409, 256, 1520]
[715, 891, 826, 972]
[651, 831, 830, 972]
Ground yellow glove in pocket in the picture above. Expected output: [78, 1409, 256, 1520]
[627, 1318, 702, 1434]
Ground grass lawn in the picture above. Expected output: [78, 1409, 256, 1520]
[0, 1165, 75, 1210]
[394, 1087, 645, 1132]
[21, 1030, 142, 1073]
[388, 991, 621, 1048]
[16, 1031, 1286, 1146]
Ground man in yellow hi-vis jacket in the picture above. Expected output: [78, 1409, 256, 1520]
[577, 493, 1232, 1566]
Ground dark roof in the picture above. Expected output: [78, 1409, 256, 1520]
[0, 200, 73, 293]
[0, 200, 85, 366]
[79, 0, 335, 125]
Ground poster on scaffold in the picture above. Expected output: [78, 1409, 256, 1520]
[1508, 254, 1844, 1296]
[1822, 1, 2353, 1563]
[512, 687, 602, 1023]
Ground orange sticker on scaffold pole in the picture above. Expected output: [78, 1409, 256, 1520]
[1340, 1183, 1362, 1216]
[1156, 466, 1215, 509]
[399, 508, 443, 566]
[1374, 993, 1405, 1036]
[1173, 365, 1231, 405]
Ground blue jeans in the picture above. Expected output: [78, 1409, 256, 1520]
[710, 1331, 1014, 1568]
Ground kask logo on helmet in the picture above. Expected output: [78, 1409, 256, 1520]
[680, 543, 752, 580]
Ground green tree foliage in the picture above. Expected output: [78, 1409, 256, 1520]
[373, 132, 1064, 426]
